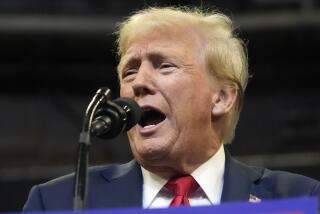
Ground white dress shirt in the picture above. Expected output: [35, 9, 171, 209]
[141, 145, 225, 208]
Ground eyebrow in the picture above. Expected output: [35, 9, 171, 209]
[119, 49, 179, 71]
[118, 55, 140, 73]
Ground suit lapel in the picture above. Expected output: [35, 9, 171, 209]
[221, 149, 263, 202]
[87, 160, 143, 208]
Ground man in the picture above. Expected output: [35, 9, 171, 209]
[23, 7, 320, 211]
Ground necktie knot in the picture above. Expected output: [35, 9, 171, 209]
[165, 175, 199, 206]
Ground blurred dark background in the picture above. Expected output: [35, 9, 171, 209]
[1, 0, 320, 211]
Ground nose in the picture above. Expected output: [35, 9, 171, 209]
[132, 63, 156, 97]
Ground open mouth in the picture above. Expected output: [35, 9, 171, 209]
[138, 107, 166, 128]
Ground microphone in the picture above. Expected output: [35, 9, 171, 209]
[90, 97, 141, 139]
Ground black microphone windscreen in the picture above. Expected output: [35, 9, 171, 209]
[113, 97, 142, 131]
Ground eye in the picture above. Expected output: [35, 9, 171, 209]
[122, 68, 137, 80]
[159, 62, 176, 74]
[160, 63, 174, 69]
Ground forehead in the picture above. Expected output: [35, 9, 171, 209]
[123, 28, 202, 59]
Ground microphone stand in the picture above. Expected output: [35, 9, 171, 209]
[73, 88, 111, 210]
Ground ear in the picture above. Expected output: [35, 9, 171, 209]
[211, 84, 237, 117]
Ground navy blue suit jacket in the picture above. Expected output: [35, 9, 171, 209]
[23, 150, 320, 211]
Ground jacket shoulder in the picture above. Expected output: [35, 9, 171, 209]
[227, 153, 320, 197]
[223, 150, 320, 203]
[23, 161, 136, 211]
[36, 164, 116, 195]
[256, 168, 320, 197]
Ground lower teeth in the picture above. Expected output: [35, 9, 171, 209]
[144, 124, 155, 129]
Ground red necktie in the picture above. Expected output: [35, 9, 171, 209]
[165, 175, 199, 206]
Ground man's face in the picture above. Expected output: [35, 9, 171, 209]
[119, 29, 221, 174]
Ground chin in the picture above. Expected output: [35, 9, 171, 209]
[133, 143, 172, 163]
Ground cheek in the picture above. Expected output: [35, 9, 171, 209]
[119, 84, 132, 97]
[169, 82, 213, 125]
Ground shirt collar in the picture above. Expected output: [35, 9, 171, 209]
[141, 145, 225, 207]
[141, 166, 168, 208]
[191, 145, 225, 204]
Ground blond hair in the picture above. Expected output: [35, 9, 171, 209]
[115, 7, 249, 144]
